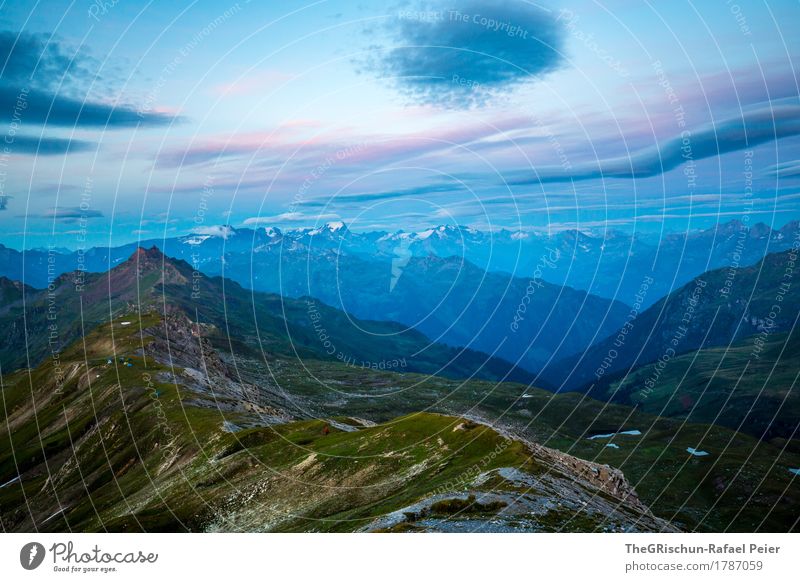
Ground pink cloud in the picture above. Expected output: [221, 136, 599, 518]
[212, 70, 297, 97]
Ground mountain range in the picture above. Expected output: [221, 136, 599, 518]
[0, 247, 532, 385]
[1, 219, 797, 307]
[2, 219, 795, 380]
[1, 246, 798, 532]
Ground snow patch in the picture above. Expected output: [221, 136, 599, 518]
[588, 430, 641, 440]
[43, 507, 67, 523]
[327, 221, 345, 231]
[0, 475, 20, 488]
[183, 235, 211, 246]
[308, 221, 346, 236]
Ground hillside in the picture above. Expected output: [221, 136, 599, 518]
[0, 247, 533, 385]
[1, 248, 798, 532]
[243, 355, 800, 532]
[543, 249, 800, 391]
[0, 313, 673, 533]
[247, 252, 630, 375]
[590, 331, 800, 444]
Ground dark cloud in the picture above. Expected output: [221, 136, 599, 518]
[371, 1, 564, 107]
[0, 31, 181, 135]
[0, 85, 178, 128]
[512, 105, 800, 184]
[5, 134, 95, 155]
[0, 30, 95, 92]
[301, 183, 464, 206]
[34, 207, 104, 222]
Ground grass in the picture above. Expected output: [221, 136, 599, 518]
[596, 331, 800, 445]
[236, 354, 800, 532]
[0, 315, 541, 532]
[1, 313, 798, 533]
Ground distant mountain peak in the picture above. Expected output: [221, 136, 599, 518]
[749, 222, 772, 238]
[308, 221, 348, 236]
[326, 220, 346, 231]
[780, 219, 799, 232]
[425, 224, 479, 239]
[121, 246, 191, 287]
[131, 245, 165, 261]
[713, 219, 746, 233]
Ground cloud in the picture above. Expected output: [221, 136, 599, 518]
[4, 134, 95, 155]
[300, 182, 465, 207]
[156, 114, 530, 172]
[0, 86, 178, 128]
[671, 63, 800, 116]
[191, 225, 236, 238]
[511, 105, 800, 184]
[767, 159, 800, 179]
[0, 31, 181, 131]
[370, 1, 564, 107]
[242, 212, 340, 225]
[33, 206, 104, 222]
[0, 30, 95, 92]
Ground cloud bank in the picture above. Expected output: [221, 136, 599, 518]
[4, 134, 95, 155]
[372, 1, 564, 107]
[0, 86, 177, 128]
[35, 206, 104, 222]
[0, 30, 180, 155]
[512, 105, 800, 184]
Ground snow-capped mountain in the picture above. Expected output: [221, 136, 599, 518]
[1, 219, 798, 309]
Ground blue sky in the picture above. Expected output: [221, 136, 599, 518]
[1, 0, 799, 249]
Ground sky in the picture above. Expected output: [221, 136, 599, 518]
[1, 0, 799, 249]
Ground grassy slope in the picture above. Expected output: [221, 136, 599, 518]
[1, 314, 661, 533]
[1, 296, 798, 532]
[247, 356, 800, 532]
[592, 331, 800, 445]
[545, 249, 800, 391]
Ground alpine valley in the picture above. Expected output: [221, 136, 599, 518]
[1, 219, 798, 532]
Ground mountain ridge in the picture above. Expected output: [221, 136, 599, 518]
[542, 248, 800, 392]
[0, 246, 535, 386]
[2, 218, 797, 313]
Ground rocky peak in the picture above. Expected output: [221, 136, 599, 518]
[748, 222, 772, 239]
[117, 246, 189, 287]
